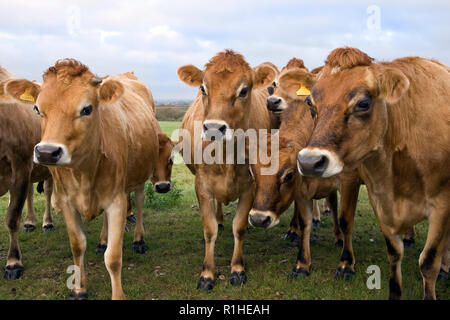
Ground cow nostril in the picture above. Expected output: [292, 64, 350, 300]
[52, 148, 62, 158]
[262, 216, 271, 227]
[203, 124, 208, 132]
[314, 156, 329, 172]
[273, 98, 281, 105]
[218, 125, 226, 134]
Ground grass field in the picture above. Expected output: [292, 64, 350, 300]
[0, 121, 448, 300]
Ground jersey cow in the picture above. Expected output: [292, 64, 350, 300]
[177, 50, 275, 291]
[8, 60, 160, 300]
[297, 47, 450, 300]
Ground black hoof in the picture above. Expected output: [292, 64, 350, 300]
[132, 240, 147, 254]
[95, 244, 107, 255]
[23, 224, 36, 232]
[69, 291, 88, 300]
[312, 219, 321, 228]
[4, 264, 24, 280]
[334, 266, 355, 280]
[126, 214, 137, 224]
[42, 224, 55, 232]
[230, 271, 247, 286]
[322, 209, 331, 216]
[403, 237, 415, 248]
[284, 230, 299, 242]
[218, 224, 224, 232]
[197, 276, 215, 291]
[437, 269, 448, 282]
[335, 239, 344, 247]
[289, 267, 310, 279]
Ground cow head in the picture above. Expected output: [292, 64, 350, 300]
[151, 133, 176, 193]
[177, 50, 276, 141]
[248, 135, 297, 228]
[297, 47, 410, 178]
[266, 58, 314, 113]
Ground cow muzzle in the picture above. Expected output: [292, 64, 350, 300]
[154, 181, 171, 193]
[34, 143, 71, 166]
[201, 120, 230, 141]
[248, 210, 279, 228]
[266, 96, 285, 112]
[297, 148, 343, 178]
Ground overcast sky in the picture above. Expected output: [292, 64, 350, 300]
[0, 0, 449, 100]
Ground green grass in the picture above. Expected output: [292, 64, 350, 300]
[0, 121, 448, 300]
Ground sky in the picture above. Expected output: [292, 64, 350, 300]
[0, 0, 449, 101]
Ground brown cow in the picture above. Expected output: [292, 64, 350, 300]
[8, 59, 160, 299]
[297, 47, 450, 299]
[177, 49, 275, 290]
[0, 77, 55, 280]
[249, 70, 362, 278]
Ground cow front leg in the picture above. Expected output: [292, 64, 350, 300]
[326, 191, 343, 246]
[290, 197, 313, 278]
[195, 178, 217, 291]
[132, 183, 146, 254]
[312, 199, 321, 227]
[382, 230, 404, 300]
[230, 188, 253, 287]
[322, 198, 331, 216]
[285, 207, 300, 242]
[419, 213, 449, 300]
[104, 194, 127, 300]
[61, 205, 88, 300]
[42, 178, 54, 232]
[4, 171, 29, 280]
[126, 193, 136, 223]
[96, 214, 108, 255]
[23, 182, 36, 232]
[438, 235, 450, 281]
[335, 181, 360, 280]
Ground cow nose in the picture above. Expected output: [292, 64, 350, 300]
[154, 182, 171, 193]
[249, 213, 272, 228]
[266, 97, 282, 111]
[297, 153, 329, 177]
[35, 144, 63, 165]
[202, 122, 228, 141]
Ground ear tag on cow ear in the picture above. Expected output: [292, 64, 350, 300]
[296, 84, 311, 96]
[20, 88, 35, 102]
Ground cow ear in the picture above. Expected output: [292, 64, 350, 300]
[4, 79, 40, 104]
[177, 65, 203, 87]
[376, 67, 409, 104]
[253, 65, 276, 88]
[99, 79, 124, 104]
[158, 132, 170, 148]
[278, 69, 316, 96]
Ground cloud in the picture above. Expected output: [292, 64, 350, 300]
[0, 0, 448, 100]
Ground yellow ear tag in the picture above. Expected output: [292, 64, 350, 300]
[19, 88, 35, 102]
[296, 84, 311, 96]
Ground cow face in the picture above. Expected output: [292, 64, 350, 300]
[248, 137, 296, 228]
[298, 62, 409, 178]
[178, 50, 275, 141]
[267, 68, 316, 113]
[151, 133, 175, 193]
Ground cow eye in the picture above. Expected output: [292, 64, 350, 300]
[354, 97, 372, 112]
[306, 96, 313, 107]
[267, 86, 274, 95]
[283, 171, 295, 183]
[80, 105, 93, 116]
[306, 97, 316, 118]
[239, 87, 248, 97]
[200, 85, 206, 96]
[33, 105, 41, 116]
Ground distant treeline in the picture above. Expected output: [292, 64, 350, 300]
[155, 104, 189, 121]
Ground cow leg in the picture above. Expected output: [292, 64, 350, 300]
[382, 230, 404, 300]
[403, 226, 416, 248]
[42, 178, 54, 232]
[284, 208, 300, 242]
[23, 183, 36, 232]
[96, 214, 108, 255]
[104, 194, 127, 300]
[335, 181, 360, 280]
[419, 213, 449, 300]
[438, 235, 450, 281]
[61, 204, 88, 300]
[326, 191, 343, 246]
[195, 177, 217, 291]
[322, 198, 331, 216]
[216, 201, 224, 232]
[290, 197, 313, 278]
[312, 200, 321, 227]
[126, 193, 136, 223]
[230, 188, 253, 287]
[132, 183, 146, 254]
[4, 169, 30, 280]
